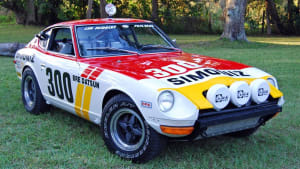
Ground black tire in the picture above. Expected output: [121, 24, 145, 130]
[21, 67, 48, 115]
[227, 127, 258, 138]
[101, 94, 167, 163]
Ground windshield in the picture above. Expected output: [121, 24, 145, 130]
[76, 23, 178, 57]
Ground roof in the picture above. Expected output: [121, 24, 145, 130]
[52, 18, 152, 27]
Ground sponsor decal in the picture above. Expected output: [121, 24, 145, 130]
[166, 68, 250, 86]
[73, 66, 103, 120]
[141, 101, 152, 108]
[237, 90, 249, 99]
[258, 88, 269, 96]
[73, 75, 100, 89]
[145, 60, 250, 86]
[16, 53, 35, 63]
[215, 94, 229, 103]
[134, 24, 154, 28]
[83, 25, 116, 31]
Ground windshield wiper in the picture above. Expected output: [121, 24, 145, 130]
[86, 47, 139, 55]
[139, 45, 181, 52]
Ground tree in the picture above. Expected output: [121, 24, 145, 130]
[151, 0, 159, 24]
[26, 0, 36, 24]
[298, 0, 300, 14]
[266, 7, 272, 35]
[265, 0, 286, 34]
[100, 0, 108, 18]
[287, 0, 296, 33]
[1, 0, 26, 24]
[86, 0, 94, 19]
[220, 0, 248, 41]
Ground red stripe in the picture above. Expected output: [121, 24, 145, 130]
[89, 68, 103, 80]
[81, 66, 95, 78]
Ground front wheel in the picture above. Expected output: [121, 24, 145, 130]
[101, 94, 166, 163]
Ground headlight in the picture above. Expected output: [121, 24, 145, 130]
[267, 77, 278, 88]
[158, 91, 174, 112]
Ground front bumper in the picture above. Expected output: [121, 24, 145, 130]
[182, 100, 282, 140]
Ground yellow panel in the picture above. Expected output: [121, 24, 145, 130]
[74, 84, 84, 117]
[82, 86, 93, 120]
[159, 76, 283, 110]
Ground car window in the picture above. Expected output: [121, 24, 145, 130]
[76, 24, 177, 57]
[134, 26, 169, 47]
[48, 28, 75, 56]
[38, 30, 51, 49]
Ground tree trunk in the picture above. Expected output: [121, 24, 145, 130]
[15, 11, 27, 25]
[86, 0, 94, 19]
[262, 10, 265, 34]
[151, 0, 159, 24]
[287, 0, 295, 34]
[26, 0, 36, 25]
[266, 9, 272, 35]
[298, 0, 300, 14]
[100, 0, 108, 18]
[208, 12, 212, 33]
[265, 0, 286, 34]
[220, 0, 248, 41]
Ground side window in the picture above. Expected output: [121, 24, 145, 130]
[48, 28, 75, 56]
[39, 30, 51, 49]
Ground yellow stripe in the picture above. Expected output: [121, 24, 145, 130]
[159, 76, 283, 110]
[82, 86, 93, 120]
[75, 84, 84, 117]
[17, 72, 21, 78]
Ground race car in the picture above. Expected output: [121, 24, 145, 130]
[14, 18, 284, 163]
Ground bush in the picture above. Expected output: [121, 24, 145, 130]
[0, 15, 15, 23]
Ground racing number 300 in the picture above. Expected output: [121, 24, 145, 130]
[46, 68, 74, 103]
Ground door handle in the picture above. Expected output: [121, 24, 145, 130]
[40, 64, 46, 70]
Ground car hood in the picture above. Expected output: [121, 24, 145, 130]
[79, 51, 282, 110]
[80, 52, 251, 80]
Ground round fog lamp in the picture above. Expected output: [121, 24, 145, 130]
[229, 81, 251, 107]
[158, 91, 174, 112]
[250, 79, 270, 104]
[206, 84, 231, 111]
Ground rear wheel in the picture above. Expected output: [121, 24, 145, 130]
[101, 94, 166, 163]
[21, 68, 48, 114]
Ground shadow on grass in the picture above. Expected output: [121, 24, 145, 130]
[42, 105, 283, 165]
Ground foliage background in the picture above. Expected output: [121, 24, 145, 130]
[0, 0, 299, 34]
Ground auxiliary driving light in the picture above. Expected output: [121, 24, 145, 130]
[229, 81, 251, 107]
[250, 79, 270, 104]
[207, 84, 231, 111]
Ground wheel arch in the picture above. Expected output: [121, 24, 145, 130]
[102, 89, 132, 109]
[22, 65, 32, 74]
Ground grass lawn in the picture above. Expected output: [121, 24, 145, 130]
[0, 24, 299, 168]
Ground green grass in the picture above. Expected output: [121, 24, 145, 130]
[0, 24, 300, 168]
[0, 24, 43, 43]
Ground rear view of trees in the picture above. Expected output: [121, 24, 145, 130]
[0, 0, 299, 36]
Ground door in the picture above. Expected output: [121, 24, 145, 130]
[38, 27, 80, 113]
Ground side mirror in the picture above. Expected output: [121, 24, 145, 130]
[35, 32, 48, 40]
